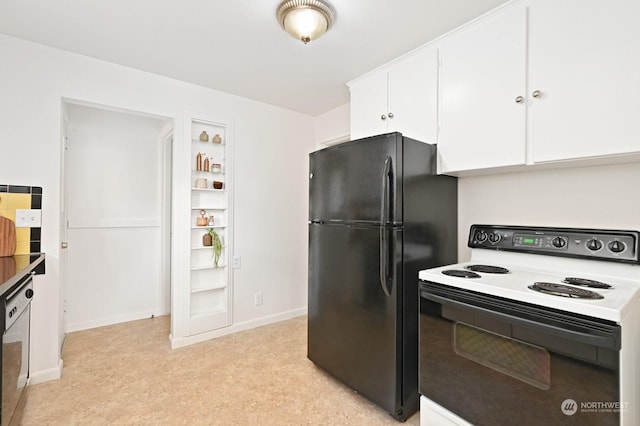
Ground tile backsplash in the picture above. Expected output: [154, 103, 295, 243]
[0, 184, 42, 255]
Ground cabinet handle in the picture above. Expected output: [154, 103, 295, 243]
[532, 90, 542, 98]
[515, 96, 524, 103]
[381, 114, 387, 120]
[388, 112, 394, 118]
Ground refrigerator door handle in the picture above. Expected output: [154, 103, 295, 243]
[380, 156, 392, 225]
[379, 156, 393, 296]
[379, 228, 392, 297]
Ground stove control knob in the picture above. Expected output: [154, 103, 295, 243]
[586, 239, 603, 251]
[552, 237, 566, 248]
[475, 231, 487, 242]
[608, 240, 625, 253]
[488, 233, 501, 243]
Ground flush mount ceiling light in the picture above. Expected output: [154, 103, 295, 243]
[276, 0, 336, 44]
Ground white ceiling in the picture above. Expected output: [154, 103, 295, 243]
[0, 0, 508, 116]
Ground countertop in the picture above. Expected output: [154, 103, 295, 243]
[0, 253, 45, 297]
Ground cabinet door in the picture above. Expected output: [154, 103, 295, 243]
[438, 4, 528, 173]
[388, 47, 438, 143]
[350, 71, 389, 140]
[530, 0, 640, 162]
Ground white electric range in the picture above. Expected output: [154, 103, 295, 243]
[418, 225, 640, 426]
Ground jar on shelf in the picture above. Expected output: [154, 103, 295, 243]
[202, 232, 212, 246]
[212, 134, 222, 144]
[208, 215, 215, 226]
[213, 181, 223, 190]
[199, 131, 209, 142]
[211, 163, 222, 173]
[196, 178, 208, 189]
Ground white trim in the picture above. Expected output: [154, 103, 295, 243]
[320, 134, 350, 148]
[169, 307, 307, 349]
[67, 218, 160, 228]
[64, 311, 165, 333]
[29, 359, 63, 385]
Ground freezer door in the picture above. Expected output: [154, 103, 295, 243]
[308, 223, 406, 418]
[309, 133, 402, 225]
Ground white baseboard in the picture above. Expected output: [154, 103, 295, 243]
[29, 358, 63, 385]
[65, 310, 168, 333]
[170, 307, 307, 349]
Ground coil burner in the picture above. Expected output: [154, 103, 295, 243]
[465, 265, 510, 274]
[442, 270, 481, 279]
[529, 282, 604, 300]
[562, 277, 612, 289]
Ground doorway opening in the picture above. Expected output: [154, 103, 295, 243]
[60, 100, 174, 335]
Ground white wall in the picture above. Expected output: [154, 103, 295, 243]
[458, 162, 640, 261]
[314, 103, 350, 149]
[0, 34, 314, 382]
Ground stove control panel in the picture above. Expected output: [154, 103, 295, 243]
[468, 225, 639, 263]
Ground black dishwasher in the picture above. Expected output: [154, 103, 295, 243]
[1, 272, 34, 426]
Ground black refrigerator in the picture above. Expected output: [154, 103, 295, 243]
[308, 132, 457, 421]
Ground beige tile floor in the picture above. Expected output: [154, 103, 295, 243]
[23, 315, 420, 425]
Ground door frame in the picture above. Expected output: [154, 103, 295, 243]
[59, 98, 174, 333]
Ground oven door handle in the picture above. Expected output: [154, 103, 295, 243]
[422, 291, 621, 351]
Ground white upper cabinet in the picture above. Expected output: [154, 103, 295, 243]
[349, 46, 438, 142]
[438, 4, 528, 173]
[529, 0, 640, 162]
[438, 0, 640, 173]
[349, 71, 388, 139]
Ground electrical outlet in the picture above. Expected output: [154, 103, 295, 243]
[254, 292, 263, 306]
[233, 256, 241, 269]
[15, 209, 42, 227]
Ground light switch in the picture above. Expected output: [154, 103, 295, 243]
[15, 209, 42, 228]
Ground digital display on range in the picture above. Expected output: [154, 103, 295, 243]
[514, 234, 542, 247]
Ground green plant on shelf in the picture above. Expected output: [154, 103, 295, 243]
[208, 228, 222, 267]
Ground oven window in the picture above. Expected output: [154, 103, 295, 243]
[454, 322, 551, 390]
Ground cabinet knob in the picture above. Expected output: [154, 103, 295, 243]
[515, 96, 524, 103]
[532, 90, 542, 98]
[380, 114, 387, 120]
[388, 112, 394, 118]
[61, 242, 68, 249]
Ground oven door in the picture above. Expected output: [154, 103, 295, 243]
[419, 281, 622, 426]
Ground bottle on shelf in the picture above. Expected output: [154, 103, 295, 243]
[196, 153, 202, 171]
[203, 157, 210, 172]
